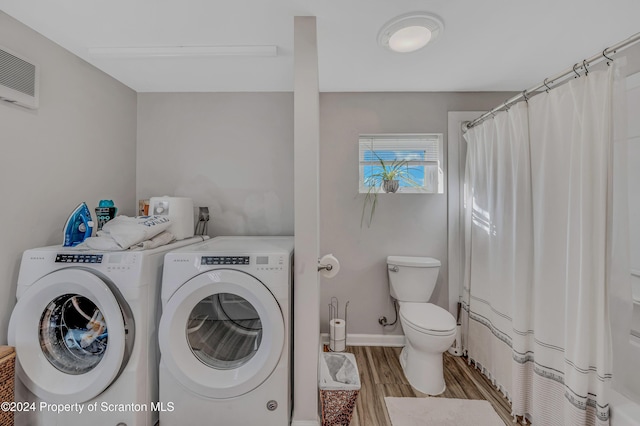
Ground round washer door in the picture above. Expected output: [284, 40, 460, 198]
[8, 269, 128, 403]
[159, 269, 284, 399]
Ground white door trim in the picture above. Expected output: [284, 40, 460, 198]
[447, 112, 484, 318]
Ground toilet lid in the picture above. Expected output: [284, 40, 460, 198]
[400, 303, 456, 334]
[387, 256, 440, 267]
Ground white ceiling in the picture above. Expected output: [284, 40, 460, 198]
[1, 0, 639, 92]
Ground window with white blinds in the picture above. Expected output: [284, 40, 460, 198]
[359, 134, 444, 193]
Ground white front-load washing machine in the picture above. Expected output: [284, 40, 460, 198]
[7, 236, 208, 426]
[158, 236, 293, 426]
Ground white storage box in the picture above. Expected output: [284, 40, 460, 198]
[149, 196, 195, 240]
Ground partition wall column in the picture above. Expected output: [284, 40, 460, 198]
[292, 16, 321, 426]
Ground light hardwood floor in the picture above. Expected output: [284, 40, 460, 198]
[342, 346, 518, 426]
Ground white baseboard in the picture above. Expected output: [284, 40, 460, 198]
[290, 418, 320, 426]
[320, 333, 405, 347]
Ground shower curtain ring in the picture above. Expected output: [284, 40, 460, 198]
[582, 59, 589, 76]
[602, 49, 614, 66]
[543, 78, 551, 93]
[572, 63, 581, 78]
[522, 90, 529, 102]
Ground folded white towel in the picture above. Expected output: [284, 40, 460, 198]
[79, 216, 174, 251]
[101, 215, 171, 249]
[130, 231, 176, 251]
[80, 235, 121, 251]
[81, 231, 176, 251]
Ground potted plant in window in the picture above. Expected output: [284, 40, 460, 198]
[361, 153, 420, 227]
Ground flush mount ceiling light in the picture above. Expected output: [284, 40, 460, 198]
[378, 13, 444, 53]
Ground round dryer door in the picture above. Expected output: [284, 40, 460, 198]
[8, 269, 131, 403]
[159, 269, 284, 399]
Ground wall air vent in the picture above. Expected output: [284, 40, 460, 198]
[0, 45, 39, 109]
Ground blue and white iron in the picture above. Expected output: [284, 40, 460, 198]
[63, 202, 94, 247]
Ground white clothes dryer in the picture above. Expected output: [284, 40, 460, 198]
[8, 236, 208, 426]
[158, 236, 293, 426]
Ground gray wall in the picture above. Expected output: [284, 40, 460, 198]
[319, 92, 511, 336]
[137, 91, 511, 337]
[0, 12, 137, 345]
[136, 93, 294, 236]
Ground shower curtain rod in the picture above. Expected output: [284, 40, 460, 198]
[463, 32, 640, 131]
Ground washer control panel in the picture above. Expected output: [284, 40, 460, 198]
[55, 254, 103, 264]
[201, 256, 250, 266]
[255, 255, 285, 271]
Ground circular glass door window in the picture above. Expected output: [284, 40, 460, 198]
[187, 293, 263, 370]
[39, 294, 109, 375]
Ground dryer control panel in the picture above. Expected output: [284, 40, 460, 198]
[194, 254, 284, 271]
[201, 256, 250, 265]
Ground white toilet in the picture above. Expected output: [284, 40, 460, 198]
[387, 255, 457, 395]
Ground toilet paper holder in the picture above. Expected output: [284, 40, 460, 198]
[318, 263, 333, 272]
[317, 254, 340, 279]
[329, 297, 349, 352]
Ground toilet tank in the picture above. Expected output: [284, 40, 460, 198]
[386, 256, 441, 302]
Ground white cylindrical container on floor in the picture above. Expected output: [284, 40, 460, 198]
[330, 319, 346, 352]
[447, 325, 463, 356]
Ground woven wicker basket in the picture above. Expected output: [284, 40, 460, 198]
[0, 346, 16, 426]
[319, 389, 359, 426]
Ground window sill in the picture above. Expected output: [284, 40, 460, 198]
[358, 188, 441, 194]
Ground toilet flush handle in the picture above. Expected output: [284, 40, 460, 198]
[388, 265, 399, 273]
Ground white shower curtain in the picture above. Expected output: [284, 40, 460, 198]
[462, 101, 532, 403]
[462, 66, 615, 425]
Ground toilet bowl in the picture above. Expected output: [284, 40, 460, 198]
[398, 302, 456, 394]
[387, 256, 457, 395]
